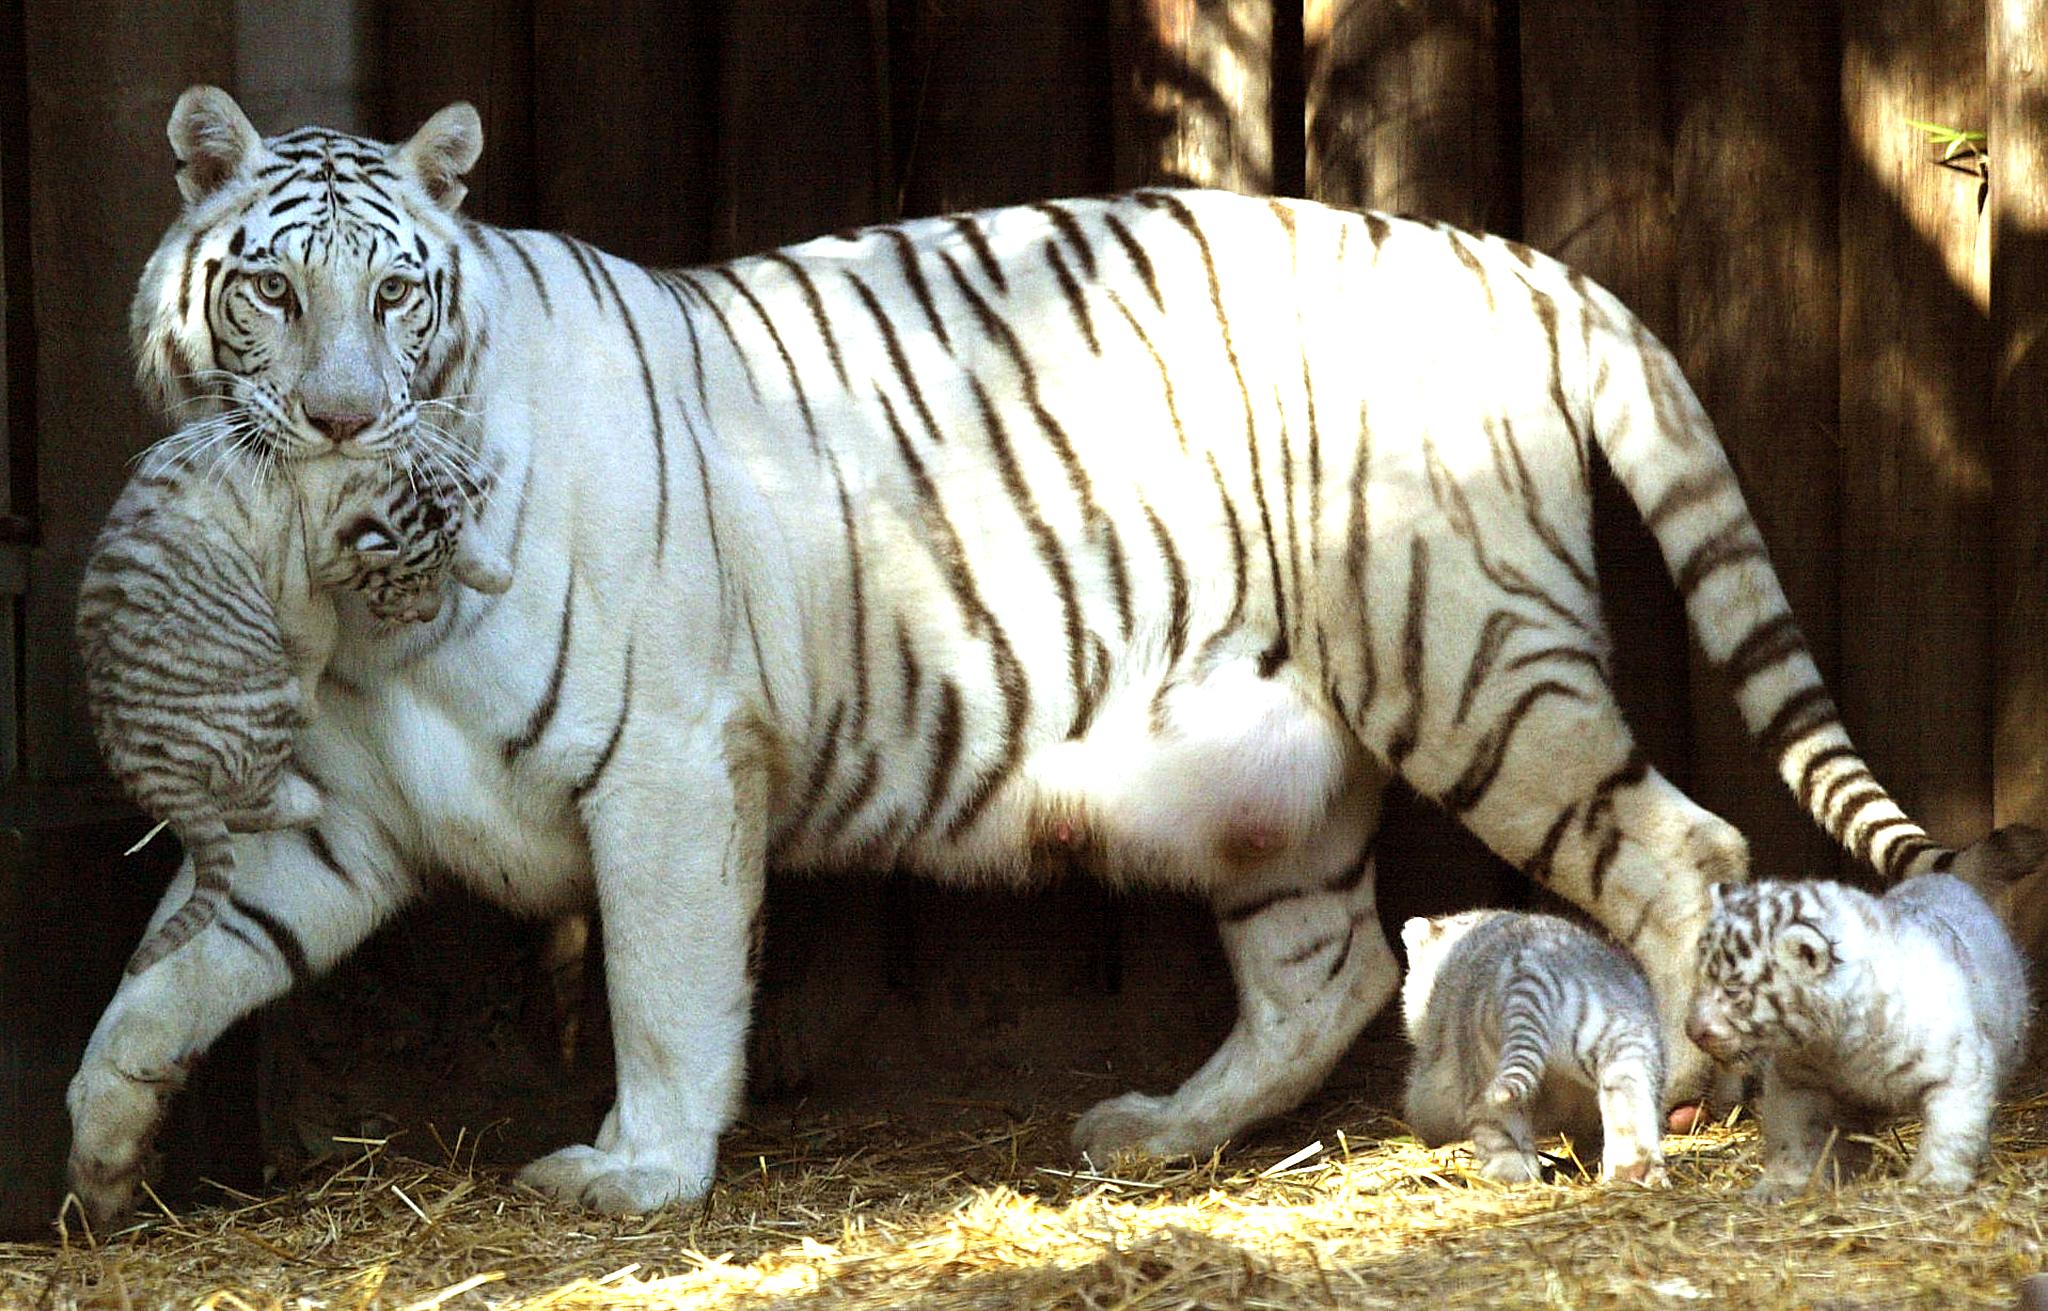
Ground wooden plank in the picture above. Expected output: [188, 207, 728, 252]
[1519, 0, 1692, 802]
[531, 0, 718, 265]
[1838, 0, 1993, 851]
[1989, 0, 2048, 946]
[1303, 0, 1509, 230]
[898, 0, 1113, 215]
[1669, 1, 1845, 881]
[1109, 0, 1268, 193]
[379, 0, 536, 228]
[715, 0, 888, 254]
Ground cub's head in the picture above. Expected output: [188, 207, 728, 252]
[1398, 909, 1500, 1038]
[133, 86, 484, 466]
[1685, 880, 1845, 1066]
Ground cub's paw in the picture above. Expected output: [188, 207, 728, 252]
[1902, 1159, 1975, 1193]
[516, 1144, 710, 1215]
[1477, 1150, 1545, 1184]
[66, 1059, 184, 1227]
[1600, 1151, 1669, 1188]
[1746, 1174, 1807, 1203]
[1072, 1092, 1211, 1163]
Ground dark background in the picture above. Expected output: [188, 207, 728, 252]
[4, 0, 2047, 1236]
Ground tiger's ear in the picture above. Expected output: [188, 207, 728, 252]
[395, 103, 483, 212]
[1707, 882, 1732, 911]
[1400, 916, 1440, 952]
[169, 86, 262, 205]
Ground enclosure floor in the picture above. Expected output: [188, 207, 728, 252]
[7, 1042, 2048, 1311]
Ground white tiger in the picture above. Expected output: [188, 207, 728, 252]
[67, 86, 2042, 1220]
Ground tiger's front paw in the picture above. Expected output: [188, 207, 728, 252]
[1072, 1091, 1215, 1162]
[66, 1057, 185, 1227]
[516, 1143, 713, 1215]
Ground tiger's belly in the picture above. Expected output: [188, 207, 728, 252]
[827, 649, 1382, 892]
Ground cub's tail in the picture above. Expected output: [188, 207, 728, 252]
[1577, 280, 2044, 887]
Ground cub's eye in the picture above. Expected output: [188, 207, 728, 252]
[254, 271, 292, 304]
[377, 275, 414, 306]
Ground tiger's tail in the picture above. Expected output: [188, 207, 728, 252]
[1579, 286, 2043, 887]
[124, 815, 232, 976]
[1485, 978, 1550, 1110]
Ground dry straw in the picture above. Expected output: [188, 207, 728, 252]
[6, 1091, 2047, 1310]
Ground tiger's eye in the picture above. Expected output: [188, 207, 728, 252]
[377, 275, 412, 305]
[255, 271, 291, 303]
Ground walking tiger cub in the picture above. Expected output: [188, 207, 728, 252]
[78, 436, 509, 977]
[1687, 831, 2041, 1196]
[1401, 910, 1667, 1185]
[65, 87, 2042, 1221]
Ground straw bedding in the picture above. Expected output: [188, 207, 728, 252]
[8, 1079, 2048, 1310]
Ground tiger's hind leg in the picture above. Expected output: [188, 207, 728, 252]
[1390, 680, 1747, 1109]
[1072, 785, 1391, 1162]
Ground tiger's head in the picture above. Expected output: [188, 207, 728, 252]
[132, 87, 485, 467]
[1684, 880, 1855, 1067]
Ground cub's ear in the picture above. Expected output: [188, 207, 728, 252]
[169, 86, 262, 205]
[1707, 882, 1732, 911]
[1400, 916, 1440, 951]
[395, 103, 483, 212]
[1775, 923, 1833, 977]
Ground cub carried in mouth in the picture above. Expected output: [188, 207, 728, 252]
[78, 441, 510, 977]
[1401, 908, 1668, 1185]
[1685, 830, 2042, 1197]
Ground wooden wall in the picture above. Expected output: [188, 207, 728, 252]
[5, 0, 2048, 1232]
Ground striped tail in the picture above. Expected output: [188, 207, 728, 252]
[124, 816, 232, 976]
[1584, 297, 2044, 886]
[1485, 976, 1552, 1109]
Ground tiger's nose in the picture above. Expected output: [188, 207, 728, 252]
[307, 409, 375, 444]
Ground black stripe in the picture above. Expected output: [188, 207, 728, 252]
[832, 457, 871, 734]
[585, 251, 673, 558]
[675, 272, 764, 403]
[1854, 815, 1917, 867]
[1723, 613, 1806, 688]
[1530, 287, 1592, 493]
[1043, 240, 1100, 355]
[1441, 680, 1588, 815]
[768, 252, 850, 390]
[1796, 744, 1862, 810]
[1141, 502, 1190, 666]
[913, 680, 965, 839]
[1756, 685, 1838, 762]
[303, 828, 358, 890]
[229, 895, 310, 984]
[1344, 402, 1378, 715]
[496, 231, 554, 317]
[718, 266, 819, 452]
[1456, 610, 1536, 725]
[1387, 536, 1430, 768]
[1644, 468, 1737, 533]
[549, 231, 606, 306]
[952, 213, 1007, 292]
[1153, 193, 1292, 670]
[506, 574, 576, 760]
[1587, 824, 1625, 901]
[1107, 289, 1186, 450]
[846, 272, 946, 445]
[1103, 212, 1163, 310]
[1674, 521, 1770, 598]
[1034, 201, 1098, 278]
[884, 227, 952, 351]
[572, 649, 634, 803]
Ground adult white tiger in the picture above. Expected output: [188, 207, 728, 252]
[67, 86, 2040, 1220]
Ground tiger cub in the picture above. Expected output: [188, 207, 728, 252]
[1401, 909, 1668, 1185]
[1686, 863, 2034, 1197]
[78, 443, 510, 977]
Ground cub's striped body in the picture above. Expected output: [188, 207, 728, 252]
[67, 88, 2038, 1220]
[79, 443, 507, 978]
